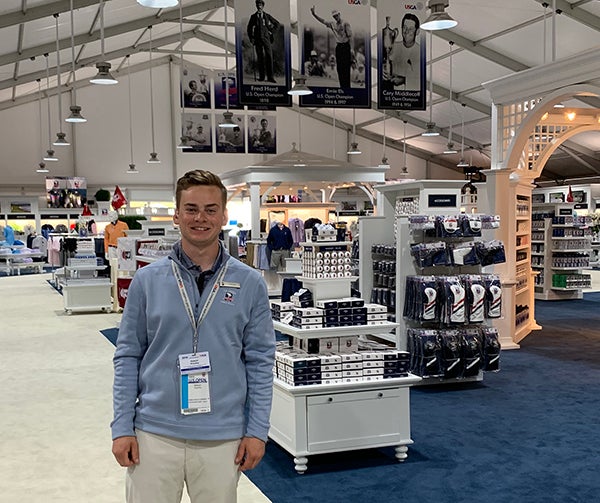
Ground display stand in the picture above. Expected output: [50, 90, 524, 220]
[60, 265, 112, 314]
[532, 203, 592, 300]
[270, 251, 419, 473]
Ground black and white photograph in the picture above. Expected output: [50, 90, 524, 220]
[377, 0, 426, 110]
[216, 113, 245, 154]
[180, 63, 212, 109]
[248, 114, 277, 154]
[235, 0, 292, 107]
[181, 113, 213, 153]
[298, 0, 371, 108]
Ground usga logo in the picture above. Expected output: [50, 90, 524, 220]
[348, 0, 363, 4]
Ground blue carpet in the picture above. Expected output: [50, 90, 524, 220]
[101, 328, 119, 346]
[245, 292, 600, 502]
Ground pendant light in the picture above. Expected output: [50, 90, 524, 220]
[422, 31, 439, 137]
[443, 41, 458, 154]
[66, 0, 86, 122]
[457, 102, 469, 167]
[347, 109, 361, 155]
[36, 79, 50, 173]
[125, 56, 138, 174]
[379, 111, 389, 168]
[421, 0, 458, 31]
[43, 54, 58, 162]
[176, 0, 189, 149]
[288, 75, 312, 96]
[219, 0, 236, 128]
[137, 0, 179, 8]
[52, 14, 69, 146]
[147, 25, 160, 163]
[90, 0, 118, 85]
[401, 120, 409, 176]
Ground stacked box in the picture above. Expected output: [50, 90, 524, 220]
[301, 245, 353, 279]
[276, 353, 322, 386]
[291, 288, 314, 308]
[291, 306, 324, 329]
[320, 354, 343, 384]
[271, 301, 294, 322]
[380, 350, 411, 378]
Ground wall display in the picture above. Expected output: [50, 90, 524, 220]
[377, 0, 426, 110]
[248, 114, 276, 154]
[182, 113, 213, 153]
[181, 63, 211, 109]
[214, 71, 243, 109]
[46, 177, 87, 208]
[532, 193, 545, 204]
[10, 202, 32, 213]
[549, 192, 565, 203]
[297, 0, 371, 108]
[216, 113, 245, 153]
[572, 190, 586, 204]
[235, 0, 292, 107]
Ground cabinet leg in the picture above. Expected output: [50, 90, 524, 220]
[293, 456, 308, 474]
[395, 445, 408, 462]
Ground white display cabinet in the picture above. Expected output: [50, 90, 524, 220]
[532, 203, 592, 301]
[270, 257, 419, 473]
[59, 264, 112, 314]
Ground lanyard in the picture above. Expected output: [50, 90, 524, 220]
[171, 259, 229, 354]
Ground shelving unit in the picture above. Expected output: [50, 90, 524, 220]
[60, 265, 112, 314]
[532, 203, 592, 301]
[270, 260, 420, 473]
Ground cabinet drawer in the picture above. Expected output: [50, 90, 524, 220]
[306, 388, 410, 453]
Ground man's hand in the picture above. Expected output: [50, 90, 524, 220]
[112, 436, 140, 467]
[235, 437, 266, 471]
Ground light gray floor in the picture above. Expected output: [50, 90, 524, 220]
[0, 272, 270, 503]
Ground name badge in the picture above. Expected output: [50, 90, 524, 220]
[179, 352, 211, 415]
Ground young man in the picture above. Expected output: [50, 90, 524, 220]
[111, 170, 276, 503]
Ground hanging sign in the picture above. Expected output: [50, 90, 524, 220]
[297, 0, 371, 108]
[377, 0, 426, 110]
[235, 0, 292, 107]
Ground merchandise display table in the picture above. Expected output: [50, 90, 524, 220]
[0, 252, 45, 275]
[61, 279, 113, 314]
[270, 375, 421, 474]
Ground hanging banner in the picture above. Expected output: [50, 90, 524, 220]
[297, 0, 371, 108]
[181, 63, 212, 109]
[216, 113, 246, 154]
[235, 0, 292, 107]
[182, 113, 213, 153]
[214, 71, 242, 109]
[248, 115, 277, 154]
[377, 0, 426, 110]
[112, 186, 127, 210]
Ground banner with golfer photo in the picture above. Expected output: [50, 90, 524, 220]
[248, 115, 277, 154]
[377, 0, 426, 110]
[297, 0, 371, 108]
[235, 0, 292, 107]
[181, 113, 213, 153]
[216, 113, 246, 154]
[180, 63, 212, 109]
[214, 71, 242, 109]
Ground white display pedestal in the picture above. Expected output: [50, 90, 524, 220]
[62, 280, 112, 314]
[270, 375, 420, 474]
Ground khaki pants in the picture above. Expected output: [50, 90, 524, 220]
[126, 430, 240, 503]
[270, 249, 290, 270]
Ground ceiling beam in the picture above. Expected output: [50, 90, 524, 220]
[0, 0, 105, 30]
[0, 0, 222, 67]
[532, 0, 600, 32]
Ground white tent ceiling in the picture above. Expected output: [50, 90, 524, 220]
[1, 0, 600, 184]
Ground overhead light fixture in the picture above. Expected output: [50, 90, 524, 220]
[422, 32, 439, 137]
[401, 119, 409, 175]
[566, 111, 576, 121]
[146, 25, 160, 163]
[218, 0, 237, 128]
[288, 76, 312, 96]
[90, 1, 118, 85]
[553, 102, 565, 108]
[347, 142, 361, 155]
[127, 163, 139, 174]
[444, 142, 458, 154]
[421, 0, 458, 31]
[347, 109, 361, 154]
[37, 162, 49, 173]
[137, 0, 179, 8]
[457, 102, 468, 167]
[43, 54, 59, 162]
[52, 13, 69, 146]
[66, 0, 86, 123]
[176, 1, 189, 149]
[379, 111, 390, 167]
[126, 55, 138, 172]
